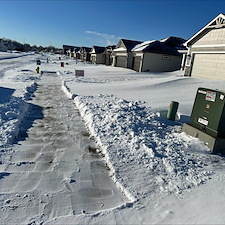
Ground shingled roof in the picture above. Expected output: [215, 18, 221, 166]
[116, 39, 143, 52]
[91, 46, 106, 54]
[133, 40, 181, 56]
[160, 36, 187, 50]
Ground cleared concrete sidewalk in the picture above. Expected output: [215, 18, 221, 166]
[0, 72, 128, 224]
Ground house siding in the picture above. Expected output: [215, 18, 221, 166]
[194, 28, 225, 46]
[142, 53, 182, 72]
[184, 14, 225, 80]
[91, 54, 105, 64]
[127, 52, 134, 69]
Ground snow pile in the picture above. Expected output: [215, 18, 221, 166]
[0, 82, 37, 146]
[12, 69, 40, 82]
[72, 93, 213, 199]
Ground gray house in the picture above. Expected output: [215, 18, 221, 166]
[90, 46, 106, 64]
[184, 13, 225, 80]
[63, 45, 77, 55]
[112, 39, 142, 69]
[80, 47, 92, 62]
[132, 37, 186, 72]
[104, 45, 116, 66]
[72, 47, 81, 59]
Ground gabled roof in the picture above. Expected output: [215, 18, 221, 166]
[106, 45, 116, 50]
[185, 13, 225, 47]
[113, 47, 127, 52]
[137, 41, 181, 55]
[73, 47, 80, 52]
[132, 37, 185, 55]
[80, 46, 92, 52]
[90, 46, 105, 54]
[132, 40, 155, 51]
[116, 39, 143, 51]
[63, 45, 77, 49]
[160, 36, 187, 50]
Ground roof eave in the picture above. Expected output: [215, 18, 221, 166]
[185, 13, 225, 47]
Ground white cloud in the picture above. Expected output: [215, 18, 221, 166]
[85, 30, 121, 46]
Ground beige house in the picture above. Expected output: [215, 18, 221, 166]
[73, 47, 81, 59]
[184, 13, 225, 80]
[79, 47, 92, 62]
[62, 45, 77, 55]
[132, 37, 185, 72]
[104, 45, 116, 66]
[90, 46, 106, 64]
[112, 39, 142, 69]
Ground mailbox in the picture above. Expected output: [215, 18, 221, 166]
[182, 87, 225, 154]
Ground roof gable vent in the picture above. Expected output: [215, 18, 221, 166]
[216, 17, 225, 27]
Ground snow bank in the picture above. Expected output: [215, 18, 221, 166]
[0, 82, 37, 146]
[62, 75, 214, 203]
[73, 94, 213, 198]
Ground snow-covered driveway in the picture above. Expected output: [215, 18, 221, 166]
[0, 71, 128, 224]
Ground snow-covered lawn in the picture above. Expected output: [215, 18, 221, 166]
[1, 52, 225, 224]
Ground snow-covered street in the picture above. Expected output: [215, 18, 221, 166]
[1, 52, 225, 224]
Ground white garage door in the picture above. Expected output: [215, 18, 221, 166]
[191, 53, 225, 80]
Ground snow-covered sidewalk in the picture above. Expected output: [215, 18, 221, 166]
[0, 71, 130, 224]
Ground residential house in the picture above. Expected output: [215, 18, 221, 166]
[104, 45, 116, 66]
[160, 36, 187, 70]
[72, 47, 81, 59]
[80, 47, 92, 62]
[62, 45, 77, 55]
[90, 46, 106, 64]
[132, 37, 186, 72]
[112, 39, 142, 69]
[184, 13, 225, 80]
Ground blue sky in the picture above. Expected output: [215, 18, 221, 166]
[0, 0, 225, 48]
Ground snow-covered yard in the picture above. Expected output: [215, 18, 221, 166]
[1, 52, 225, 224]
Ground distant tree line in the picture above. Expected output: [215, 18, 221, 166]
[0, 37, 62, 53]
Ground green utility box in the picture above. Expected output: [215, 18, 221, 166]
[182, 87, 225, 154]
[190, 87, 225, 138]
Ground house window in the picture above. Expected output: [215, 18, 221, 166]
[162, 55, 171, 60]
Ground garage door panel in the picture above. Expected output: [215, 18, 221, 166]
[191, 54, 225, 80]
[116, 56, 127, 68]
[218, 54, 225, 60]
[133, 56, 141, 72]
